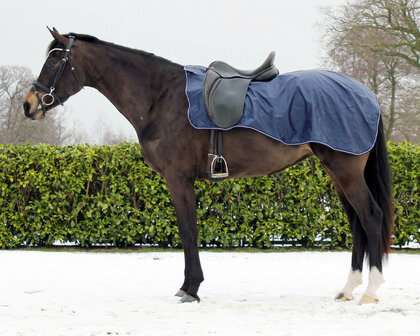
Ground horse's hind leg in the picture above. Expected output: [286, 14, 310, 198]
[334, 187, 365, 301]
[339, 179, 385, 303]
[315, 147, 385, 303]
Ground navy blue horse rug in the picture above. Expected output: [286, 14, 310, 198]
[185, 66, 381, 155]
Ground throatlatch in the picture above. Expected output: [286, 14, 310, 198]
[207, 130, 229, 182]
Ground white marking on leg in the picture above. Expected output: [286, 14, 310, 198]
[339, 269, 362, 300]
[363, 266, 384, 300]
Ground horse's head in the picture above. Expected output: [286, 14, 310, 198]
[23, 27, 84, 120]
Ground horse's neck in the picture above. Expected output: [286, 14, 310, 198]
[83, 44, 183, 131]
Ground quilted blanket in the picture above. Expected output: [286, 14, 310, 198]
[184, 66, 381, 155]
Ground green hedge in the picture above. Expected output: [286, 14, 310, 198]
[0, 142, 418, 248]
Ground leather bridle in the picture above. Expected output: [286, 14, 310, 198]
[32, 35, 83, 113]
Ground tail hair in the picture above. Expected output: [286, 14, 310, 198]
[364, 117, 394, 257]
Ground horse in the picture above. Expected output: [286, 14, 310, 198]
[23, 28, 393, 304]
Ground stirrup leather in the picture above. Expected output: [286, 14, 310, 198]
[207, 130, 229, 182]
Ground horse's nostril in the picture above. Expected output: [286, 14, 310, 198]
[23, 102, 31, 117]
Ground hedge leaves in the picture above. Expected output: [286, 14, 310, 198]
[0, 142, 418, 248]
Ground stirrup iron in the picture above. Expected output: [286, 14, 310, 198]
[208, 154, 229, 179]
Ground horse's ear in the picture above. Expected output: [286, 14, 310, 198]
[47, 26, 68, 45]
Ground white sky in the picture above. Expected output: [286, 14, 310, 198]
[0, 0, 347, 142]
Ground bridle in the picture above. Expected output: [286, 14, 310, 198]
[32, 35, 83, 113]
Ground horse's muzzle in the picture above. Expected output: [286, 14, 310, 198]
[23, 91, 46, 120]
[23, 101, 32, 118]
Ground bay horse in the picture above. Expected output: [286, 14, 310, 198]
[23, 28, 393, 304]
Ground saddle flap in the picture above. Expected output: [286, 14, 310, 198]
[203, 52, 279, 129]
[207, 77, 250, 128]
[203, 68, 219, 113]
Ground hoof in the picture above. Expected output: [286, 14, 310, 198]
[175, 289, 186, 298]
[179, 293, 200, 303]
[335, 292, 352, 302]
[359, 295, 378, 304]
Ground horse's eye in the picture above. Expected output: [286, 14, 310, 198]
[45, 58, 58, 69]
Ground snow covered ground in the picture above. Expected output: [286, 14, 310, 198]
[1, 250, 419, 336]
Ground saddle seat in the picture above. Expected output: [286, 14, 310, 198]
[208, 51, 278, 80]
[204, 51, 279, 128]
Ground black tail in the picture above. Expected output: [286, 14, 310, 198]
[364, 117, 394, 257]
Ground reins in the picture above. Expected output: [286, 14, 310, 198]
[32, 35, 83, 113]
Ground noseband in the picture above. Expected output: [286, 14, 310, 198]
[32, 36, 83, 113]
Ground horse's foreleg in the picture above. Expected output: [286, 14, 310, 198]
[166, 176, 204, 303]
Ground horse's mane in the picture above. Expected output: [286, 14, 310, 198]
[47, 33, 180, 66]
